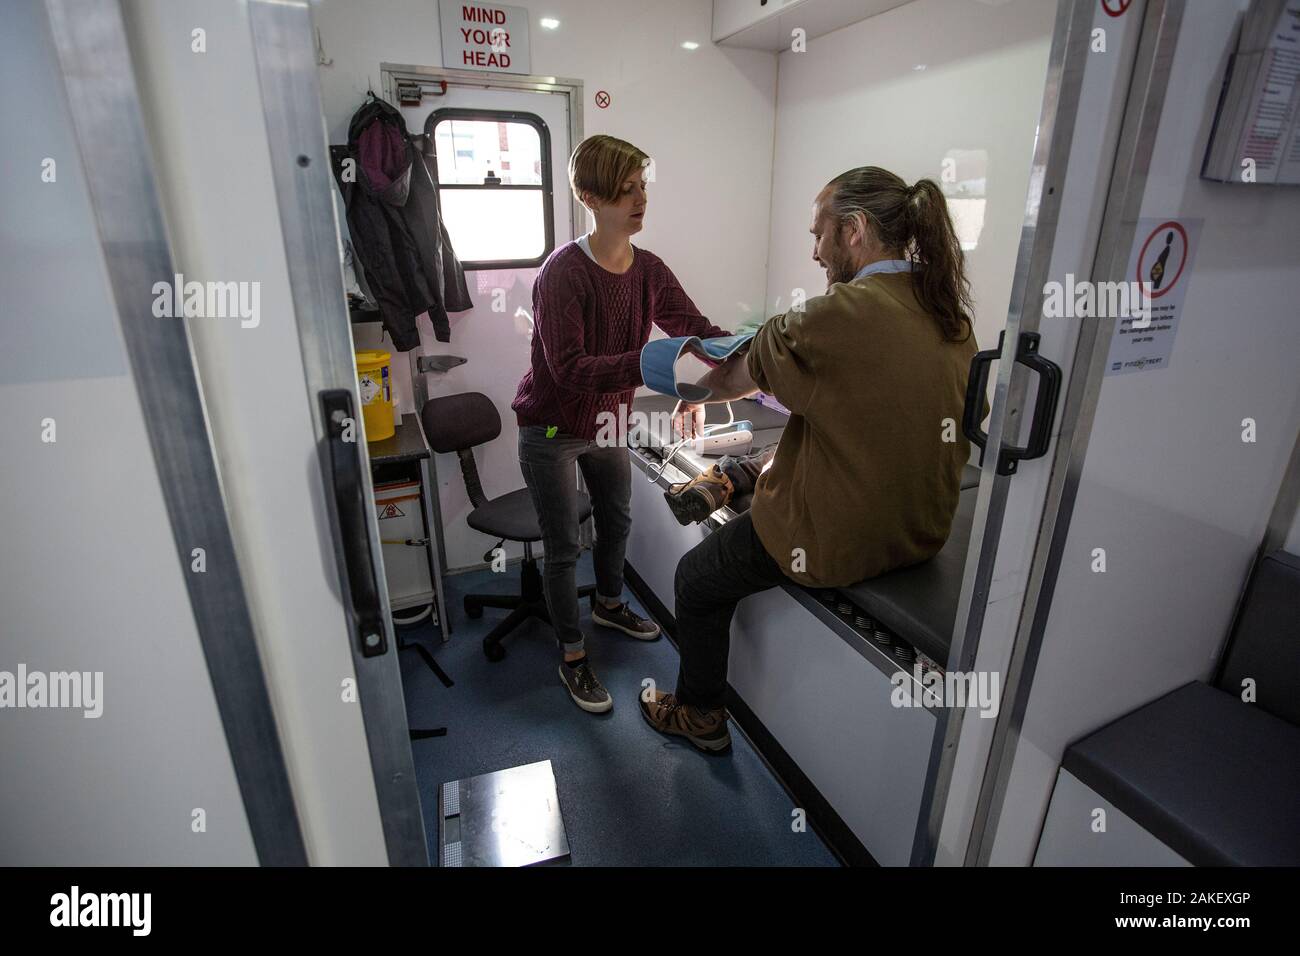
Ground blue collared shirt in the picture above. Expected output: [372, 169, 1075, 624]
[853, 259, 914, 280]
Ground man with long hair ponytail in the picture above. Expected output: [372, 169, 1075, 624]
[641, 167, 985, 754]
[903, 177, 975, 342]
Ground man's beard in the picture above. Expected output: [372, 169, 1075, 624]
[823, 244, 857, 289]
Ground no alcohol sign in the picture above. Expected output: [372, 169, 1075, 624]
[1105, 217, 1203, 377]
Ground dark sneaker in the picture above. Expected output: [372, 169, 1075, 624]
[592, 601, 661, 640]
[558, 660, 612, 713]
[639, 688, 731, 753]
[664, 465, 734, 526]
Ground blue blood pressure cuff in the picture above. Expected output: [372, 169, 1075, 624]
[639, 332, 755, 402]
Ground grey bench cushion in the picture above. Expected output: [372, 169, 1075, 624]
[838, 486, 976, 664]
[1216, 550, 1300, 727]
[1062, 681, 1300, 866]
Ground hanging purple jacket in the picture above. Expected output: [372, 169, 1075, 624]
[332, 95, 471, 350]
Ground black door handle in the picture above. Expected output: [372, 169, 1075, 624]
[1006, 334, 1062, 475]
[963, 342, 1000, 455]
[321, 388, 387, 657]
[963, 331, 1062, 476]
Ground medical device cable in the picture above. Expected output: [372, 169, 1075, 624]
[648, 401, 734, 483]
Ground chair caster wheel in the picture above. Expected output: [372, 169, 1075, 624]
[483, 641, 505, 662]
[465, 602, 484, 620]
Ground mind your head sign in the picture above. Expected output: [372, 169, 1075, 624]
[440, 1, 531, 75]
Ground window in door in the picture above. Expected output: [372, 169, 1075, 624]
[426, 108, 554, 269]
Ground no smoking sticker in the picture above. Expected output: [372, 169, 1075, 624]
[1106, 217, 1203, 377]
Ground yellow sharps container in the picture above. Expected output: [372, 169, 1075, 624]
[354, 349, 395, 442]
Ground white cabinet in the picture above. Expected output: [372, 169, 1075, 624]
[730, 588, 935, 865]
[712, 0, 806, 45]
[712, 0, 914, 50]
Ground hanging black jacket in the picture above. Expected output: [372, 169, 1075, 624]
[332, 95, 471, 350]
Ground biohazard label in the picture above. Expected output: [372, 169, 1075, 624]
[377, 503, 405, 519]
[359, 373, 380, 404]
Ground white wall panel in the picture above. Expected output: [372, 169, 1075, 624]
[765, 0, 1056, 352]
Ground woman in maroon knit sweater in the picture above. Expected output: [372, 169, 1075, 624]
[511, 135, 726, 714]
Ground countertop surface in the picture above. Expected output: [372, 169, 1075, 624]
[366, 413, 429, 465]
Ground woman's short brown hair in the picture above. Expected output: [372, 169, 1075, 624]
[568, 134, 649, 205]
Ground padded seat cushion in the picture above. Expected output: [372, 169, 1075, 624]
[838, 486, 976, 664]
[1062, 681, 1300, 866]
[1216, 550, 1300, 727]
[467, 488, 592, 542]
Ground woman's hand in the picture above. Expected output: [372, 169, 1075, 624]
[672, 400, 706, 440]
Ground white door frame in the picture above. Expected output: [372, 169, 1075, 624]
[914, 0, 1187, 866]
[245, 0, 430, 866]
[967, 0, 1189, 865]
[908, 0, 1095, 866]
[43, 0, 308, 865]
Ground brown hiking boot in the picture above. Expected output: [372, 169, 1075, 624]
[639, 688, 732, 753]
[664, 465, 734, 526]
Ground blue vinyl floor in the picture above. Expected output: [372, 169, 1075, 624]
[397, 553, 838, 867]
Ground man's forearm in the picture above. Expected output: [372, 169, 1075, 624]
[695, 353, 759, 403]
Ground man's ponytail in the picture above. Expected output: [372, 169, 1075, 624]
[826, 167, 974, 342]
[905, 179, 973, 342]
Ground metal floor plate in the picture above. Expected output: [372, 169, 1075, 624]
[438, 759, 570, 867]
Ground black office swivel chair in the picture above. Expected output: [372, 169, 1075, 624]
[420, 392, 596, 662]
